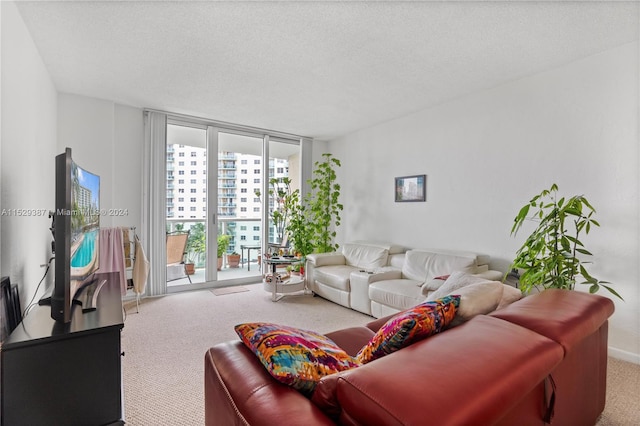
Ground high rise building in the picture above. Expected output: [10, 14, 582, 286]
[166, 144, 289, 255]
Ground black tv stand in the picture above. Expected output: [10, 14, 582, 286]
[37, 295, 51, 306]
[37, 277, 108, 314]
[1, 272, 124, 425]
[75, 278, 107, 312]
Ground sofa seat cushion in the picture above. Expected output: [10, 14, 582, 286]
[314, 265, 359, 291]
[369, 279, 425, 311]
[235, 322, 361, 396]
[342, 243, 389, 269]
[356, 295, 460, 364]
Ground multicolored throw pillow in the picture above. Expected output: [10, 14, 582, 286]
[235, 322, 361, 395]
[356, 295, 460, 364]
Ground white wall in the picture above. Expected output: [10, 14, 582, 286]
[57, 94, 143, 231]
[1, 2, 58, 306]
[330, 42, 640, 362]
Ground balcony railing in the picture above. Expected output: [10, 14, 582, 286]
[166, 217, 263, 268]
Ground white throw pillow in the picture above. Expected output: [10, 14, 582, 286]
[451, 281, 505, 322]
[496, 284, 524, 310]
[426, 271, 492, 301]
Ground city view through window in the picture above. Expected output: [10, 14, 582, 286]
[165, 125, 298, 286]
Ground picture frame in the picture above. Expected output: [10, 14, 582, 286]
[395, 174, 426, 202]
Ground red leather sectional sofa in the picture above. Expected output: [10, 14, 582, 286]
[204, 289, 614, 425]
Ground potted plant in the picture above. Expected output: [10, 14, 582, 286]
[227, 251, 241, 268]
[287, 261, 305, 276]
[184, 257, 196, 275]
[255, 177, 294, 247]
[305, 153, 343, 253]
[217, 234, 230, 271]
[285, 189, 315, 258]
[186, 223, 206, 273]
[510, 183, 622, 299]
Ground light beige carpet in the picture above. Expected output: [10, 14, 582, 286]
[121, 284, 371, 425]
[210, 285, 249, 296]
[121, 284, 640, 425]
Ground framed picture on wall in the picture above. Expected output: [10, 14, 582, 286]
[395, 174, 426, 202]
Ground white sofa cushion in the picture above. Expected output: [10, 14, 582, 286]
[419, 248, 491, 266]
[426, 271, 491, 301]
[401, 250, 432, 282]
[424, 271, 521, 326]
[313, 265, 358, 292]
[308, 252, 346, 267]
[402, 249, 478, 285]
[369, 279, 425, 311]
[342, 243, 389, 270]
[496, 285, 524, 310]
[350, 240, 406, 255]
[450, 281, 505, 322]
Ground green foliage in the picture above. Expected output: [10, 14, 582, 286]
[184, 223, 206, 265]
[254, 154, 343, 256]
[255, 177, 293, 244]
[217, 234, 230, 258]
[305, 153, 343, 253]
[510, 184, 622, 300]
[286, 190, 314, 257]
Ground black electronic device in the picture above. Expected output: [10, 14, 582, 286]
[44, 148, 102, 323]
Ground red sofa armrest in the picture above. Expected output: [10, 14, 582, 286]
[204, 341, 334, 426]
[490, 289, 614, 353]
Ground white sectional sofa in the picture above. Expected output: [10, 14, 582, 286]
[306, 242, 504, 318]
[305, 241, 406, 309]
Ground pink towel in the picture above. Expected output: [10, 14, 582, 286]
[99, 228, 127, 295]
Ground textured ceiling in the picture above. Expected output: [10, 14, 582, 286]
[14, 1, 639, 140]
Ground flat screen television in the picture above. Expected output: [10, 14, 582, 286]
[49, 148, 101, 323]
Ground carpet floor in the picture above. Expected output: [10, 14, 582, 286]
[121, 284, 371, 425]
[121, 284, 639, 425]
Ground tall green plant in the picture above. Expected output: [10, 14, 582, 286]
[286, 190, 314, 257]
[255, 177, 293, 245]
[510, 184, 621, 299]
[306, 153, 343, 253]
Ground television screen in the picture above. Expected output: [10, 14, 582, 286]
[50, 148, 101, 323]
[69, 160, 100, 299]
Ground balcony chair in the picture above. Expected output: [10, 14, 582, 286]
[166, 231, 192, 284]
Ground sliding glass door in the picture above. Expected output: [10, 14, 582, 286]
[166, 124, 209, 288]
[163, 119, 304, 292]
[216, 131, 264, 282]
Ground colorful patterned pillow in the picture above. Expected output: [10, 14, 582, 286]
[235, 322, 361, 396]
[356, 295, 460, 364]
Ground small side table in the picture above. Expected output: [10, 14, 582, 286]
[240, 245, 261, 271]
[263, 257, 307, 302]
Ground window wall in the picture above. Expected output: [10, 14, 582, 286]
[152, 113, 311, 293]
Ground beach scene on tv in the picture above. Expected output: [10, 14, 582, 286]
[70, 162, 100, 283]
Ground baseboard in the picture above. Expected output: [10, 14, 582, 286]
[608, 346, 640, 365]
